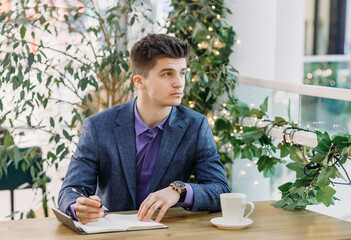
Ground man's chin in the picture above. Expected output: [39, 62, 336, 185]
[164, 100, 182, 107]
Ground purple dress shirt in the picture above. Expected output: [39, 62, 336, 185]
[68, 102, 194, 219]
[134, 103, 193, 208]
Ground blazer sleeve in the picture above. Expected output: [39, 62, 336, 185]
[188, 116, 230, 212]
[58, 117, 100, 214]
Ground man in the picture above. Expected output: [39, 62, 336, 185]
[58, 34, 230, 224]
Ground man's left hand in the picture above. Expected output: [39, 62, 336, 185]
[137, 186, 179, 222]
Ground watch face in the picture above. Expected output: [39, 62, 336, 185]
[173, 181, 185, 189]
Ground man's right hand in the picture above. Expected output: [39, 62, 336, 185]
[74, 195, 105, 224]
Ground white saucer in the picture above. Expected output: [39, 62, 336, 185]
[210, 217, 253, 230]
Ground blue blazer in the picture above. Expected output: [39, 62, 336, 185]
[58, 98, 230, 213]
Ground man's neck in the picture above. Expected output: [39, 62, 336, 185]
[136, 97, 172, 129]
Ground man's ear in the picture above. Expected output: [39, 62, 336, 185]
[133, 75, 144, 90]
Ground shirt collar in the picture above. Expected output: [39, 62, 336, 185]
[134, 100, 170, 136]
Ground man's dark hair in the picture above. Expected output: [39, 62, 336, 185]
[130, 34, 190, 77]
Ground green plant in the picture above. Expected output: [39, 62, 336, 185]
[0, 0, 150, 218]
[214, 97, 351, 210]
[167, 0, 237, 115]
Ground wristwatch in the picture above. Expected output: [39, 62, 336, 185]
[170, 181, 187, 202]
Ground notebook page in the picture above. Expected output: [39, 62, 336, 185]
[74, 217, 125, 234]
[105, 214, 166, 230]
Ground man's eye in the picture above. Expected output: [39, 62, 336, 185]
[164, 72, 171, 76]
[180, 72, 186, 77]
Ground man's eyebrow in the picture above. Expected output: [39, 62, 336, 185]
[159, 68, 175, 72]
[159, 68, 187, 73]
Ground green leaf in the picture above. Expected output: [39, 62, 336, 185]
[287, 99, 291, 122]
[272, 199, 288, 208]
[316, 168, 330, 187]
[37, 72, 42, 83]
[63, 129, 72, 141]
[54, 134, 60, 143]
[289, 146, 305, 163]
[286, 162, 306, 178]
[14, 149, 21, 168]
[233, 145, 241, 160]
[316, 186, 336, 207]
[277, 142, 289, 158]
[278, 182, 292, 192]
[331, 135, 349, 149]
[241, 130, 263, 142]
[50, 117, 55, 128]
[20, 25, 26, 39]
[20, 90, 25, 100]
[214, 118, 230, 132]
[315, 131, 331, 153]
[311, 152, 326, 163]
[28, 53, 34, 67]
[259, 97, 268, 113]
[242, 146, 254, 160]
[56, 143, 65, 155]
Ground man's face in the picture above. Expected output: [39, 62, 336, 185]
[137, 57, 187, 107]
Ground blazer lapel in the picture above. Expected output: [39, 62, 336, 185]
[113, 99, 137, 207]
[148, 107, 187, 193]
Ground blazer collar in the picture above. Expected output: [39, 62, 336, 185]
[148, 106, 188, 193]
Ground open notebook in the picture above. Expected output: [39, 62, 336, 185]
[52, 208, 168, 234]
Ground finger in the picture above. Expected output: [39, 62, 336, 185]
[137, 195, 156, 221]
[77, 209, 104, 219]
[89, 195, 101, 201]
[79, 217, 101, 225]
[155, 205, 169, 223]
[75, 201, 104, 213]
[76, 197, 101, 208]
[144, 201, 162, 222]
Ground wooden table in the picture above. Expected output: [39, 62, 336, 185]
[2, 201, 351, 240]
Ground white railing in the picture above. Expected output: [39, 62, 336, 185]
[303, 54, 351, 63]
[238, 76, 351, 102]
[240, 117, 317, 148]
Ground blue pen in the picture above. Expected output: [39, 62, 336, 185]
[72, 188, 109, 211]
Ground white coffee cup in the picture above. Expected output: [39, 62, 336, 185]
[220, 193, 254, 224]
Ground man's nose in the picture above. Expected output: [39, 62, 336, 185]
[172, 74, 184, 88]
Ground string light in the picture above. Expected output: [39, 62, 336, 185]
[211, 5, 216, 9]
[189, 101, 195, 108]
[253, 181, 259, 185]
[208, 26, 213, 32]
[246, 163, 252, 167]
[197, 43, 202, 48]
[216, 14, 221, 19]
[223, 103, 226, 107]
[215, 50, 220, 55]
[207, 35, 211, 39]
[189, 26, 193, 31]
[240, 171, 246, 175]
[236, 39, 241, 45]
[187, 68, 191, 71]
[191, 78, 196, 82]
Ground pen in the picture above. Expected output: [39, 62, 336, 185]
[71, 188, 109, 211]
